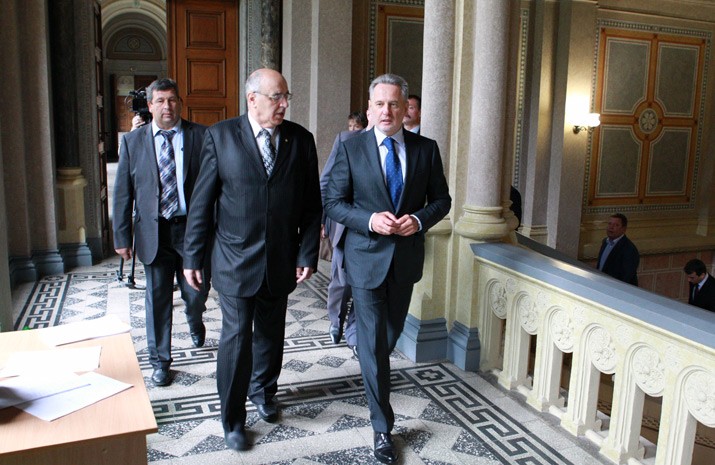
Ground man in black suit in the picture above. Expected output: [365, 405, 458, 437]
[597, 213, 640, 286]
[325, 74, 451, 464]
[113, 78, 209, 387]
[183, 68, 322, 452]
[684, 259, 715, 312]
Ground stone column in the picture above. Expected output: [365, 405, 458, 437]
[282, 0, 352, 168]
[396, 0, 455, 362]
[449, 0, 512, 371]
[22, 0, 64, 277]
[261, 0, 282, 70]
[0, 122, 13, 332]
[49, 0, 92, 268]
[0, 0, 37, 284]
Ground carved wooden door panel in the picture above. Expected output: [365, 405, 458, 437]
[167, 0, 239, 126]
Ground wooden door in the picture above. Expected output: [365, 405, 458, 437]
[167, 0, 239, 126]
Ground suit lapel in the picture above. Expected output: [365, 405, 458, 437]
[273, 123, 292, 176]
[400, 131, 420, 211]
[141, 125, 160, 191]
[237, 116, 268, 176]
[181, 120, 192, 183]
[365, 129, 394, 208]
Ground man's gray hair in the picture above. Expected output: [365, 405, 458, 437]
[369, 74, 409, 100]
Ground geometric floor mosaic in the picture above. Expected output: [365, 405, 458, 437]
[11, 257, 609, 465]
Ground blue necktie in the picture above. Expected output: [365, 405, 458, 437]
[384, 137, 403, 209]
[158, 130, 178, 219]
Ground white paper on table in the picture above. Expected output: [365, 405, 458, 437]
[0, 346, 102, 378]
[0, 371, 90, 409]
[37, 314, 131, 346]
[17, 371, 132, 421]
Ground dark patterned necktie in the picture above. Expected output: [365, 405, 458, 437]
[384, 136, 403, 208]
[259, 128, 276, 175]
[158, 129, 178, 219]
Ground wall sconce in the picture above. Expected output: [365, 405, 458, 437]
[573, 113, 601, 134]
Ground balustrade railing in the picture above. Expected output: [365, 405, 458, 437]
[471, 242, 715, 465]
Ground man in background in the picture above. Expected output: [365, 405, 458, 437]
[402, 94, 421, 134]
[684, 258, 715, 312]
[596, 213, 640, 285]
[113, 78, 210, 387]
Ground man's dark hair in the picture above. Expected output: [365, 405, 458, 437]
[348, 111, 368, 128]
[611, 213, 628, 228]
[146, 78, 180, 101]
[684, 259, 707, 276]
[408, 94, 421, 109]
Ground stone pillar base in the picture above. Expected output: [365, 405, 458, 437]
[9, 256, 37, 287]
[32, 249, 64, 277]
[56, 167, 88, 244]
[396, 314, 449, 362]
[447, 320, 481, 372]
[455, 205, 510, 242]
[59, 243, 93, 268]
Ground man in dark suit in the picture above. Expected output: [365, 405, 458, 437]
[684, 259, 715, 312]
[320, 111, 373, 354]
[402, 94, 421, 134]
[597, 213, 640, 286]
[113, 78, 210, 387]
[183, 68, 322, 452]
[325, 74, 451, 464]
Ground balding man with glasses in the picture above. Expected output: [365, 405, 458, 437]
[183, 68, 322, 452]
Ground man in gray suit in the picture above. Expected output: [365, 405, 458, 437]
[113, 78, 210, 387]
[320, 110, 373, 354]
[325, 74, 451, 464]
[183, 68, 322, 452]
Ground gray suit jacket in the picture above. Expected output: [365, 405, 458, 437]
[324, 128, 451, 289]
[320, 129, 363, 247]
[183, 114, 322, 297]
[113, 119, 207, 264]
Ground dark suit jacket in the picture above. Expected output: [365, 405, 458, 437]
[183, 114, 322, 298]
[324, 128, 451, 289]
[689, 274, 715, 312]
[113, 119, 207, 265]
[597, 235, 640, 286]
[320, 129, 362, 248]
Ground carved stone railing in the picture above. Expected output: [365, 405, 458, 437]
[471, 242, 715, 465]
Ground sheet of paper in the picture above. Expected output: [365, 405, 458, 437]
[37, 314, 131, 346]
[0, 371, 89, 409]
[0, 346, 102, 378]
[17, 372, 132, 421]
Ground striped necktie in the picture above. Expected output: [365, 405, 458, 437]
[259, 128, 276, 175]
[384, 136, 403, 209]
[158, 130, 178, 219]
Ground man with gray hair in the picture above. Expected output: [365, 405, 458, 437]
[183, 68, 322, 451]
[325, 73, 451, 463]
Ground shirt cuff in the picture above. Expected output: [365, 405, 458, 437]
[411, 214, 422, 232]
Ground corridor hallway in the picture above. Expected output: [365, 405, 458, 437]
[8, 256, 608, 465]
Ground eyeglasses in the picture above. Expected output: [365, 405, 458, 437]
[255, 92, 292, 103]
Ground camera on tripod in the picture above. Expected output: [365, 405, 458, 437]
[128, 89, 152, 124]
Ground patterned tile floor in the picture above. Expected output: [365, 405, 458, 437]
[11, 257, 609, 465]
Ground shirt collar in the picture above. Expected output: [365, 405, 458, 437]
[374, 127, 405, 147]
[247, 114, 276, 138]
[152, 120, 181, 137]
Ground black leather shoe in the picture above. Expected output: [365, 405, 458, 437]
[255, 403, 279, 423]
[190, 323, 206, 348]
[374, 432, 398, 464]
[328, 324, 341, 344]
[151, 368, 171, 386]
[224, 429, 249, 451]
